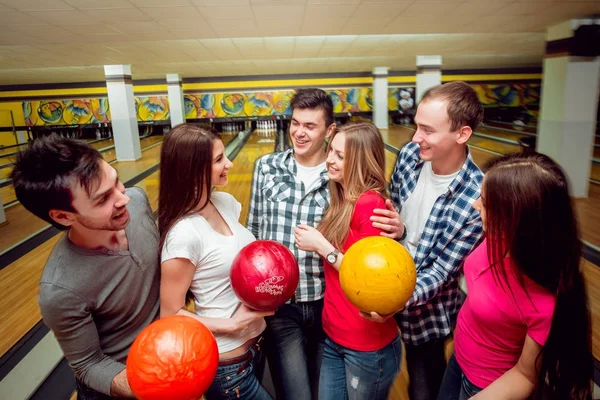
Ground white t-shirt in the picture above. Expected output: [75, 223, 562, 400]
[296, 161, 326, 193]
[161, 191, 265, 353]
[400, 162, 458, 257]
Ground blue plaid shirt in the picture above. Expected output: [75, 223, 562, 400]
[247, 149, 330, 303]
[391, 142, 484, 346]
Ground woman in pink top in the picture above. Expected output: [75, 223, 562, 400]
[438, 152, 592, 400]
[294, 122, 401, 400]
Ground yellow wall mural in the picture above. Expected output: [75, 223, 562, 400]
[23, 96, 170, 126]
[183, 87, 400, 119]
[21, 83, 538, 127]
[472, 83, 540, 108]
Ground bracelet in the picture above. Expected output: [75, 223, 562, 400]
[399, 223, 407, 241]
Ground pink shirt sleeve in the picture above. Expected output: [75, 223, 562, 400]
[524, 290, 556, 346]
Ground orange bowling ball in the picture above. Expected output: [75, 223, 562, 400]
[339, 236, 416, 315]
[126, 315, 219, 400]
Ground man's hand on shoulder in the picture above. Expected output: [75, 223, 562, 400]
[371, 199, 404, 240]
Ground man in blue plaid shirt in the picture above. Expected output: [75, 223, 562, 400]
[370, 81, 485, 400]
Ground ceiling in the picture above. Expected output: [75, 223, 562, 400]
[0, 0, 599, 85]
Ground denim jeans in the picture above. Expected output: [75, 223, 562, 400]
[318, 335, 402, 400]
[263, 299, 325, 400]
[75, 379, 120, 400]
[437, 354, 482, 400]
[205, 337, 272, 400]
[405, 336, 449, 400]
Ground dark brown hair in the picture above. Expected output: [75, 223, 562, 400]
[421, 81, 483, 131]
[290, 88, 334, 128]
[483, 152, 592, 399]
[11, 133, 103, 230]
[158, 124, 221, 250]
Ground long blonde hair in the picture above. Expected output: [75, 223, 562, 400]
[318, 122, 388, 249]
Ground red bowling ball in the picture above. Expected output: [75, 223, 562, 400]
[126, 316, 219, 400]
[230, 240, 299, 311]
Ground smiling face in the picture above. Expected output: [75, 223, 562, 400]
[64, 160, 131, 231]
[210, 139, 232, 187]
[289, 107, 333, 166]
[326, 131, 345, 183]
[412, 98, 462, 164]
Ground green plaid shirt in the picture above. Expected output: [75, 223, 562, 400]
[247, 149, 330, 302]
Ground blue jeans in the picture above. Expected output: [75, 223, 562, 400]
[205, 337, 272, 400]
[405, 336, 448, 400]
[437, 354, 482, 400]
[319, 335, 402, 400]
[264, 300, 325, 400]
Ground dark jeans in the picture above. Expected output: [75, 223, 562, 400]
[437, 354, 482, 400]
[264, 299, 325, 400]
[205, 336, 272, 400]
[319, 335, 402, 400]
[405, 337, 448, 400]
[76, 379, 120, 400]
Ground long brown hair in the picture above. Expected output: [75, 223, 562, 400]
[318, 122, 388, 249]
[158, 124, 221, 250]
[482, 152, 591, 399]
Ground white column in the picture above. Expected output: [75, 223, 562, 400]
[104, 65, 141, 161]
[16, 131, 27, 144]
[372, 67, 389, 130]
[416, 55, 442, 103]
[166, 73, 186, 128]
[537, 19, 600, 198]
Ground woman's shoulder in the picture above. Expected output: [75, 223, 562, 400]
[356, 191, 386, 207]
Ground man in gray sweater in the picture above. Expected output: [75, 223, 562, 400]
[12, 135, 160, 399]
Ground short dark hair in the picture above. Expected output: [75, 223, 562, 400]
[421, 81, 483, 131]
[290, 88, 334, 127]
[11, 134, 103, 230]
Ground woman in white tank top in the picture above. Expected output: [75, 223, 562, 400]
[158, 124, 273, 400]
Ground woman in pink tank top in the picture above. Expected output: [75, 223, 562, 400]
[438, 152, 592, 400]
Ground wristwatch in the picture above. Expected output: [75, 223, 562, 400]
[326, 249, 340, 264]
[399, 223, 408, 241]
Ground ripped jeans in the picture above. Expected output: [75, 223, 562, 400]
[318, 335, 402, 400]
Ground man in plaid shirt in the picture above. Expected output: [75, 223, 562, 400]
[370, 81, 485, 400]
[247, 88, 336, 400]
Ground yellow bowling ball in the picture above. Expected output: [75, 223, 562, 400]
[340, 236, 416, 315]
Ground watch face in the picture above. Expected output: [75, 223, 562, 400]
[327, 254, 336, 263]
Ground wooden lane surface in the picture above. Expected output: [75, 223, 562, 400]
[592, 164, 600, 182]
[0, 140, 163, 256]
[0, 136, 164, 205]
[475, 126, 529, 142]
[220, 131, 277, 227]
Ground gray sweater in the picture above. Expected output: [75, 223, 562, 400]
[38, 187, 160, 395]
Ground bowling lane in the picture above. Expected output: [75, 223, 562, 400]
[0, 135, 164, 206]
[476, 126, 530, 142]
[219, 130, 277, 226]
